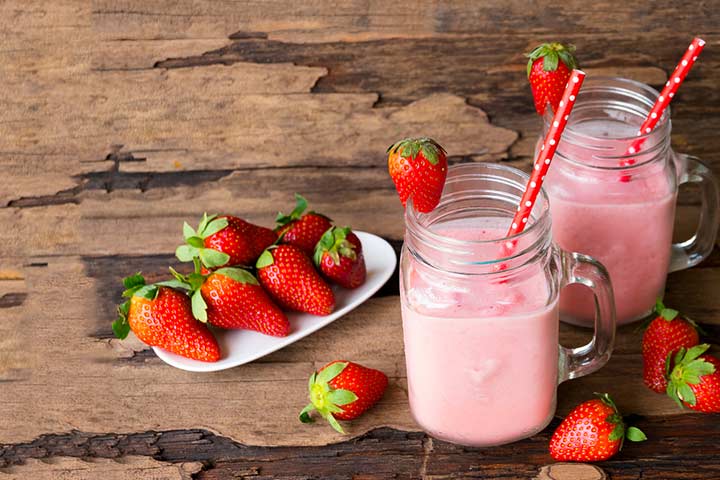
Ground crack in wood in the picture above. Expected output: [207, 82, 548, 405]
[0, 293, 27, 309]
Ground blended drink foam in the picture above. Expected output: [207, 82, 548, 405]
[545, 119, 677, 325]
[401, 217, 559, 446]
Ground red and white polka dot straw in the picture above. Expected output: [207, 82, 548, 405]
[506, 69, 586, 242]
[620, 37, 706, 181]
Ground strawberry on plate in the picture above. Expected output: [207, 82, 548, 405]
[526, 42, 579, 115]
[177, 213, 277, 269]
[256, 244, 335, 315]
[314, 226, 366, 289]
[666, 344, 720, 413]
[300, 361, 388, 433]
[549, 393, 646, 462]
[276, 194, 333, 256]
[387, 137, 447, 214]
[642, 299, 700, 393]
[112, 273, 221, 362]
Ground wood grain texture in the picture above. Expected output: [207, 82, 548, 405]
[2, 0, 720, 477]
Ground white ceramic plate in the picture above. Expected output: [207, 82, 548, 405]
[154, 231, 397, 372]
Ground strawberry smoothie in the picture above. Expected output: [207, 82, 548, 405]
[545, 119, 677, 325]
[401, 218, 560, 446]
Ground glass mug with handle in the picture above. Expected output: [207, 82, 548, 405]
[543, 77, 720, 326]
[400, 163, 616, 447]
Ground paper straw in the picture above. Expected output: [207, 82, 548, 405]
[506, 69, 586, 240]
[620, 37, 706, 182]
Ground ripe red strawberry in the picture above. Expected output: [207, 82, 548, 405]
[526, 43, 578, 115]
[666, 344, 720, 413]
[300, 361, 388, 433]
[314, 226, 366, 289]
[387, 137, 447, 214]
[550, 393, 646, 462]
[256, 244, 335, 315]
[642, 299, 700, 393]
[276, 194, 333, 256]
[112, 274, 220, 362]
[177, 213, 277, 269]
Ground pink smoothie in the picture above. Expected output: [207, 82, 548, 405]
[401, 219, 560, 446]
[545, 119, 677, 325]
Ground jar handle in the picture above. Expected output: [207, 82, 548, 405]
[558, 251, 616, 383]
[669, 154, 720, 272]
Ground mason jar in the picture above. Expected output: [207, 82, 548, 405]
[400, 162, 616, 447]
[543, 77, 720, 326]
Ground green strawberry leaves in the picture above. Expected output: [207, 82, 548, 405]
[256, 249, 275, 269]
[113, 273, 161, 340]
[276, 193, 308, 227]
[655, 298, 679, 321]
[594, 392, 646, 447]
[387, 137, 446, 166]
[667, 344, 716, 408]
[525, 42, 578, 78]
[176, 213, 231, 269]
[314, 226, 356, 267]
[299, 362, 358, 434]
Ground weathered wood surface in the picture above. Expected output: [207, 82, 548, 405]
[2, 0, 720, 478]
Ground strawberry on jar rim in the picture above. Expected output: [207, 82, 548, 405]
[549, 393, 646, 462]
[642, 298, 700, 393]
[256, 244, 335, 316]
[276, 194, 333, 256]
[666, 344, 720, 413]
[300, 361, 388, 433]
[314, 226, 367, 289]
[387, 137, 447, 214]
[526, 42, 579, 115]
[112, 273, 221, 362]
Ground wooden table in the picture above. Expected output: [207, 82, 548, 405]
[1, 2, 719, 478]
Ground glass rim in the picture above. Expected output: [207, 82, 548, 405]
[404, 163, 551, 267]
[544, 76, 672, 168]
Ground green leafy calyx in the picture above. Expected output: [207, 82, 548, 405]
[276, 193, 308, 227]
[113, 273, 161, 340]
[176, 213, 231, 269]
[666, 344, 716, 408]
[594, 392, 646, 447]
[387, 137, 446, 166]
[256, 249, 275, 269]
[314, 226, 356, 267]
[654, 298, 679, 321]
[299, 362, 358, 434]
[525, 42, 578, 78]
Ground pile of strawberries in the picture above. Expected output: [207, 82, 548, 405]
[112, 194, 367, 362]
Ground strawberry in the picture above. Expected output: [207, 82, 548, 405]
[387, 137, 447, 214]
[666, 344, 720, 413]
[642, 299, 700, 393]
[200, 267, 289, 337]
[256, 244, 335, 315]
[526, 42, 579, 115]
[549, 393, 646, 462]
[177, 213, 277, 269]
[112, 274, 220, 362]
[276, 194, 333, 256]
[299, 361, 388, 433]
[314, 226, 366, 289]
